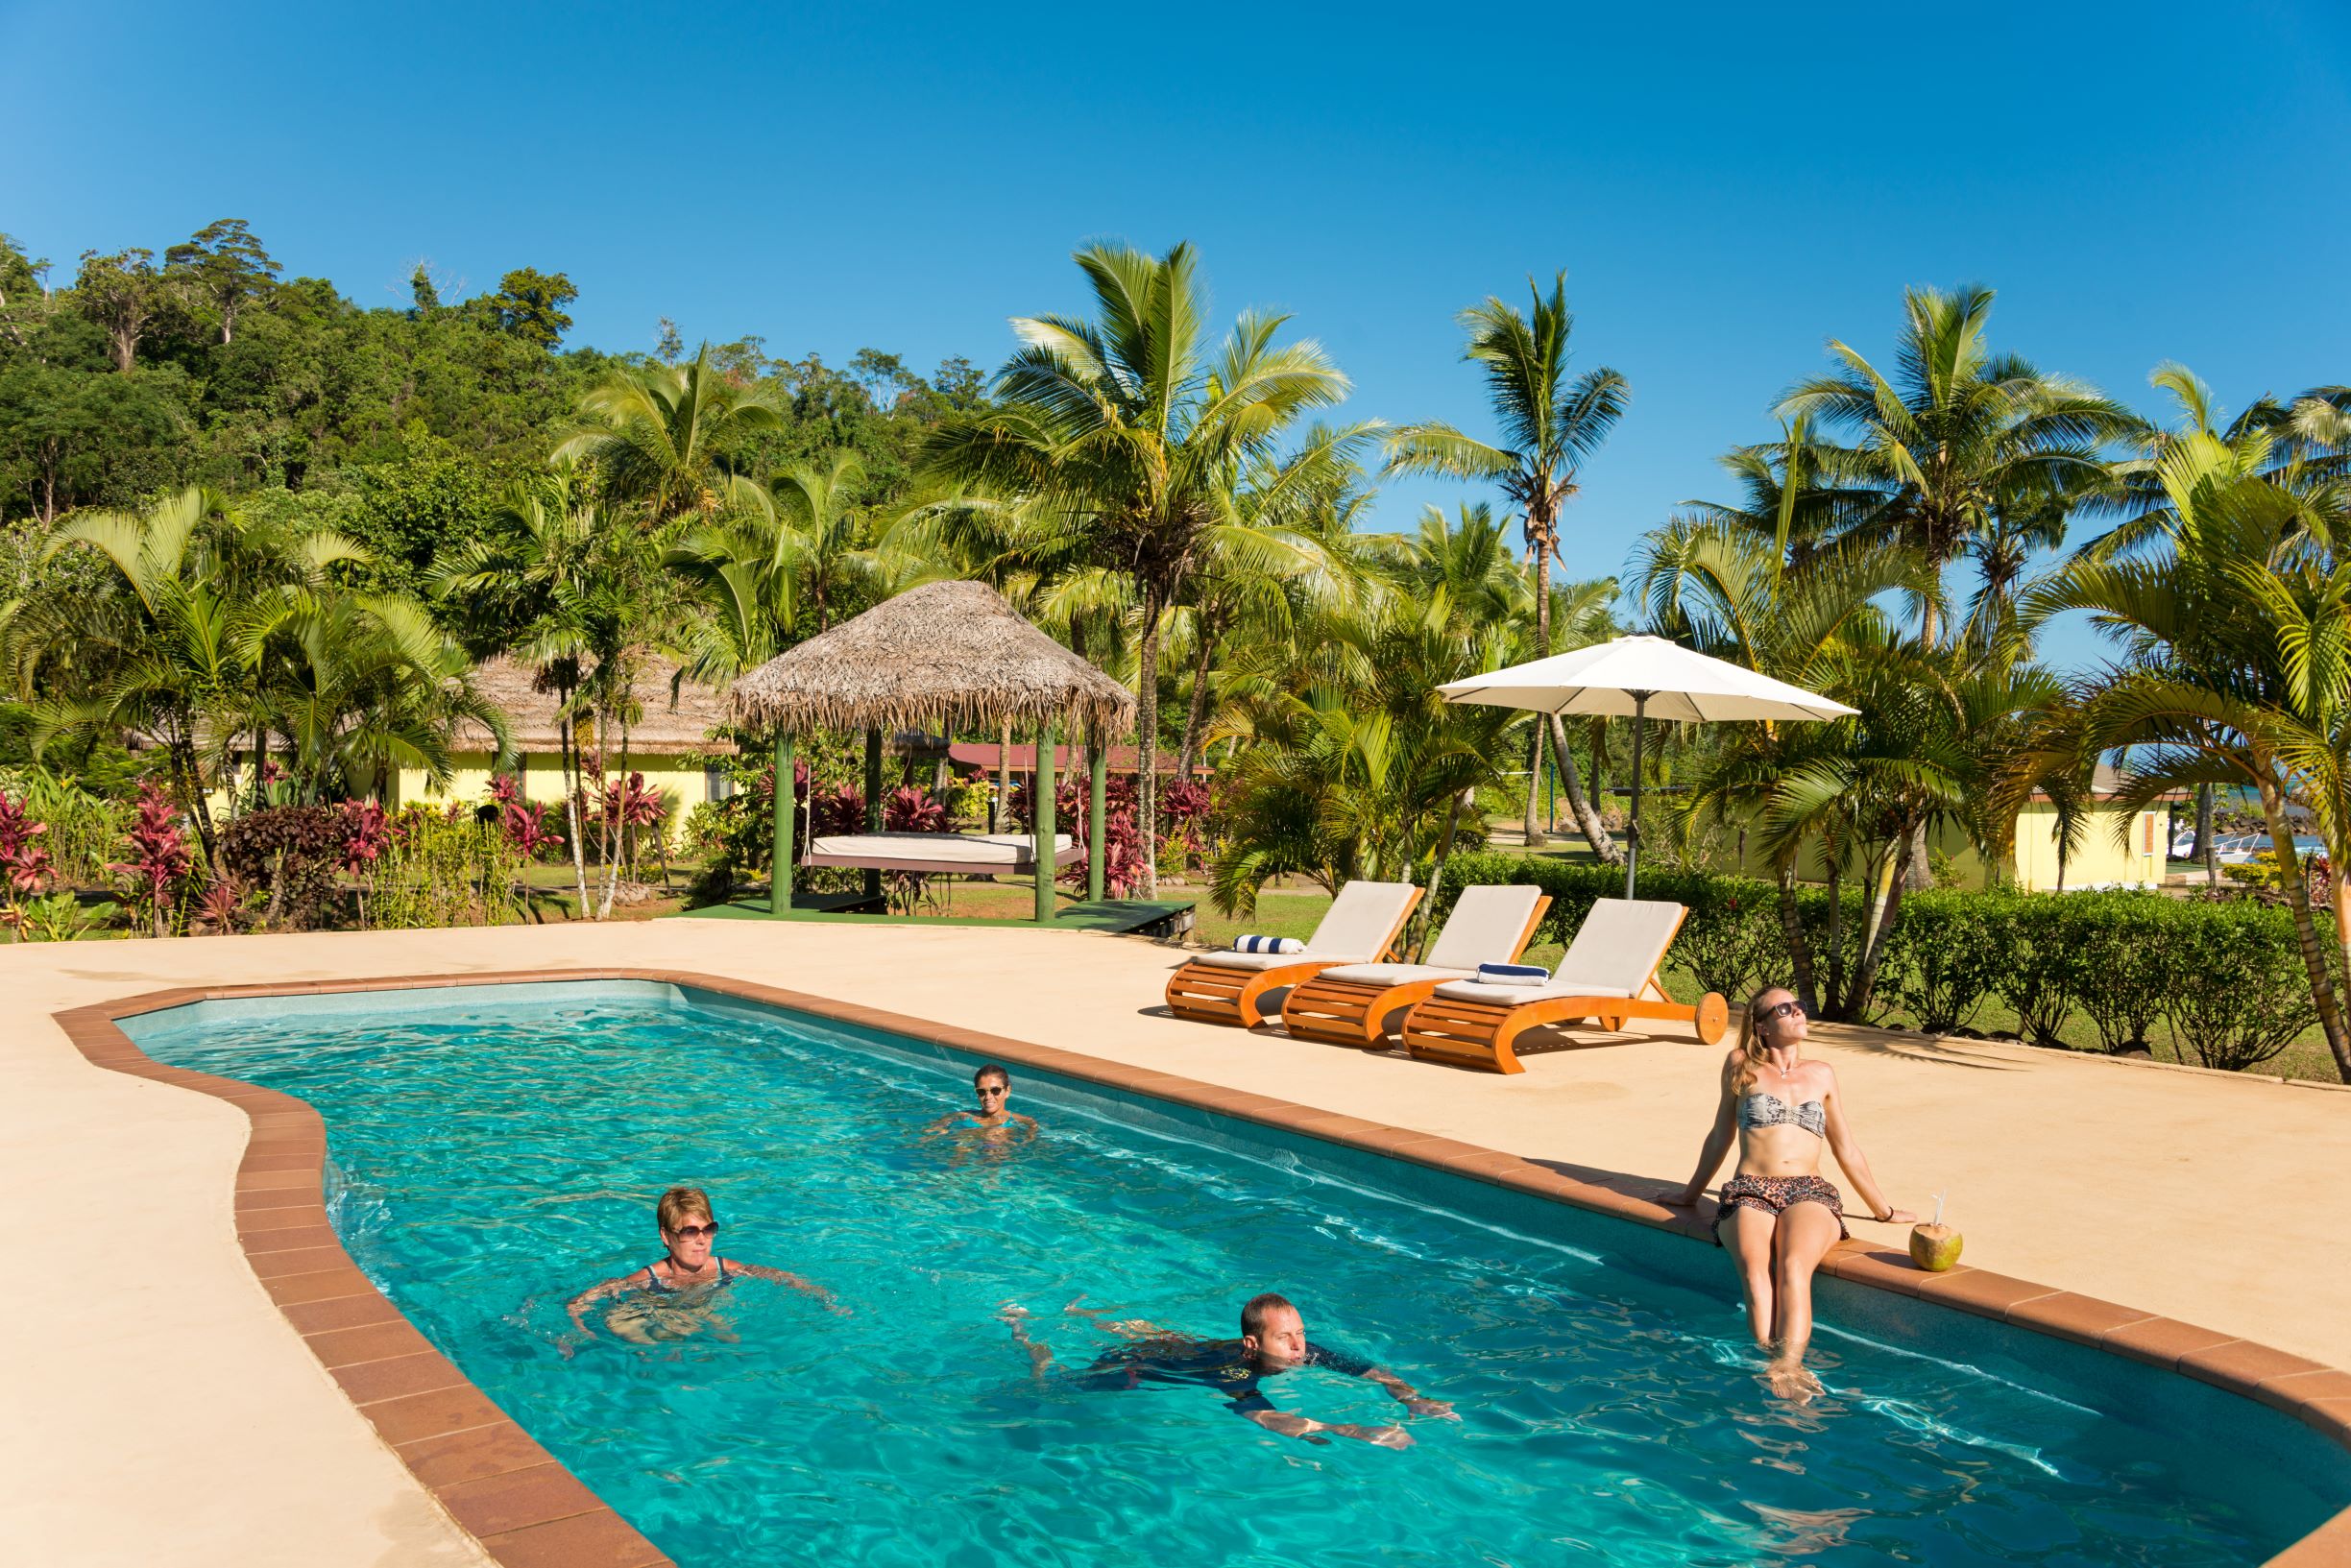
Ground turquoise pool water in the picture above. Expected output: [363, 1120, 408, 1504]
[130, 982, 2345, 1566]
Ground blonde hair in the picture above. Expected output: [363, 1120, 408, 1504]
[1732, 986, 1796, 1094]
[655, 1186, 713, 1233]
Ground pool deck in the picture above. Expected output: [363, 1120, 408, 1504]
[5, 918, 2348, 1567]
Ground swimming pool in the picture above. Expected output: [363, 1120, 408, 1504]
[127, 980, 2349, 1566]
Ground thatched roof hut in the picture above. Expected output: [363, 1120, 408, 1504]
[729, 580, 1135, 738]
[457, 654, 736, 756]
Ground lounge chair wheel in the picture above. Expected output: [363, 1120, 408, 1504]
[1695, 991, 1729, 1046]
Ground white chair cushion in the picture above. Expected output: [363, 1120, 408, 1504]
[1431, 977, 1639, 1003]
[1304, 880, 1420, 958]
[1422, 885, 1546, 971]
[1196, 949, 1364, 973]
[1317, 961, 1475, 987]
[1555, 898, 1684, 990]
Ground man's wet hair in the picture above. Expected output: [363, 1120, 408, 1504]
[1241, 1292, 1297, 1339]
[974, 1064, 1011, 1089]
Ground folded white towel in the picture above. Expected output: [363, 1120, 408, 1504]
[1232, 934, 1304, 954]
[1477, 961, 1550, 986]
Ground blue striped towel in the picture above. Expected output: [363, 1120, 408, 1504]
[1477, 961, 1550, 986]
[1232, 934, 1304, 954]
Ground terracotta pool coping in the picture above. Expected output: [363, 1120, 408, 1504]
[56, 967, 2351, 1568]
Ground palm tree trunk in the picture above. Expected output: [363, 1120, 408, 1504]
[1136, 586, 1165, 898]
[2195, 784, 2217, 887]
[1520, 723, 1544, 848]
[1851, 830, 1916, 1020]
[1546, 713, 1619, 865]
[2255, 773, 2351, 1078]
[560, 711, 590, 921]
[1176, 620, 1216, 781]
[1411, 792, 1466, 961]
[1778, 860, 1816, 1015]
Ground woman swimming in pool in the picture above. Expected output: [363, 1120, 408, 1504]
[923, 1063, 1039, 1144]
[567, 1185, 835, 1342]
[1660, 986, 1913, 1402]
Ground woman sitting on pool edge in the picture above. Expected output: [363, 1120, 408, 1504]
[924, 1063, 1039, 1143]
[567, 1185, 836, 1342]
[1659, 986, 1912, 1402]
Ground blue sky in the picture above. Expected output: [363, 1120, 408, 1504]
[10, 1, 2351, 668]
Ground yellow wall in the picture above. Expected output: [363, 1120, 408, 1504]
[2012, 802, 2167, 891]
[394, 753, 721, 848]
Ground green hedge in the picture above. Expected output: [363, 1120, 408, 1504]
[1432, 851, 2320, 1073]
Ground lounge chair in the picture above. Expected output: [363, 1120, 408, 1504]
[1278, 885, 1553, 1048]
[1397, 898, 1730, 1073]
[1162, 880, 1423, 1028]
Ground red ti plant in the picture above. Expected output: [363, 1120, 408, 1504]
[882, 785, 946, 832]
[339, 800, 396, 876]
[0, 787, 54, 897]
[0, 787, 55, 936]
[111, 783, 194, 937]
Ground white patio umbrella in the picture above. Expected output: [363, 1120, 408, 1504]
[1437, 635, 1857, 897]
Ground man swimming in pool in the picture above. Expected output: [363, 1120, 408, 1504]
[923, 1063, 1039, 1144]
[1000, 1291, 1452, 1448]
[567, 1185, 835, 1342]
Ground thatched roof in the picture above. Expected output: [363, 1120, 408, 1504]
[729, 580, 1137, 738]
[457, 654, 736, 757]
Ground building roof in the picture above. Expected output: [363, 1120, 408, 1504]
[456, 654, 736, 757]
[729, 579, 1136, 739]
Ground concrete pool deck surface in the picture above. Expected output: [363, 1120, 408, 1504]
[5, 920, 2348, 1565]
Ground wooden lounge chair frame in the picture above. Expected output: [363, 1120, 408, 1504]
[1162, 886, 1423, 1028]
[1397, 905, 1730, 1073]
[1279, 894, 1553, 1048]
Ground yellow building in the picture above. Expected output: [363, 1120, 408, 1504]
[2009, 766, 2172, 892]
[393, 655, 738, 846]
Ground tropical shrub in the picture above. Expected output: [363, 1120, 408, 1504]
[111, 783, 195, 937]
[1431, 851, 2329, 1073]
[1883, 891, 2008, 1035]
[368, 812, 528, 929]
[9, 890, 117, 941]
[2054, 892, 2174, 1053]
[1990, 895, 2086, 1049]
[216, 804, 349, 930]
[1431, 853, 1787, 1001]
[2164, 901, 2321, 1072]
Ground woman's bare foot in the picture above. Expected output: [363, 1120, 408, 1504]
[1764, 1361, 1823, 1404]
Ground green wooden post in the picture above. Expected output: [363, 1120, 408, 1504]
[1034, 718, 1057, 923]
[770, 729, 795, 916]
[862, 727, 884, 904]
[1087, 736, 1106, 904]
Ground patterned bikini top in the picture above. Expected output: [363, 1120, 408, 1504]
[1739, 1091, 1826, 1139]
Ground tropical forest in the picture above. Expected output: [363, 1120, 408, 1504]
[5, 221, 2350, 1085]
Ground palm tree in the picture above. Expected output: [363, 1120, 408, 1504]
[1385, 272, 1627, 859]
[1636, 514, 1940, 1015]
[1167, 422, 1377, 779]
[1204, 566, 1520, 921]
[15, 487, 373, 857]
[2032, 427, 2351, 1081]
[552, 346, 783, 523]
[667, 449, 936, 686]
[920, 241, 1351, 896]
[435, 471, 616, 916]
[1777, 284, 2131, 643]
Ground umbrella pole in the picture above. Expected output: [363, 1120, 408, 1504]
[1624, 693, 1649, 900]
